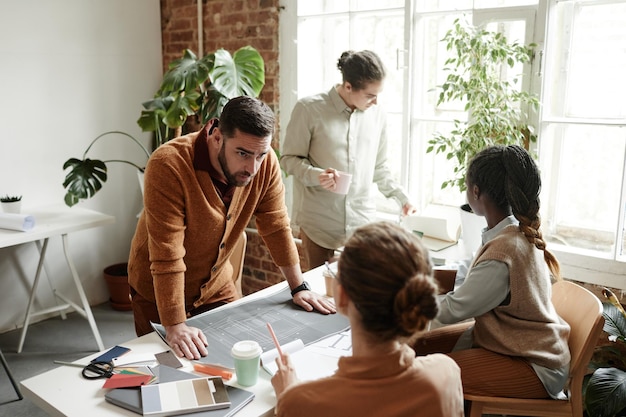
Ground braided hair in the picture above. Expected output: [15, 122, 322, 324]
[466, 145, 561, 280]
[337, 221, 439, 342]
[336, 50, 386, 91]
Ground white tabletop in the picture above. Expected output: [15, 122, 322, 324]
[20, 266, 331, 417]
[0, 205, 115, 248]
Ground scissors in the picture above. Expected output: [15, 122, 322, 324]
[54, 360, 115, 380]
[81, 361, 115, 379]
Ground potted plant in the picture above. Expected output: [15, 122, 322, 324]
[584, 288, 626, 416]
[62, 46, 266, 207]
[427, 18, 539, 192]
[426, 18, 539, 254]
[136, 46, 265, 145]
[0, 194, 23, 214]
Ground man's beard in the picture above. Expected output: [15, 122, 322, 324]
[218, 145, 253, 187]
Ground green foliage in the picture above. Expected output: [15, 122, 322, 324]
[0, 195, 22, 202]
[62, 131, 150, 207]
[427, 18, 539, 192]
[63, 46, 265, 207]
[585, 301, 626, 416]
[137, 46, 265, 147]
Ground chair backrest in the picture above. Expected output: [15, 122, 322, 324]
[551, 280, 604, 399]
[231, 232, 247, 297]
[433, 268, 457, 294]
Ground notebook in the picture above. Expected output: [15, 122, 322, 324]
[105, 365, 255, 416]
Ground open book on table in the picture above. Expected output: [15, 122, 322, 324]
[260, 330, 352, 381]
[401, 205, 461, 251]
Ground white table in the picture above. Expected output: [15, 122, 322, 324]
[0, 205, 115, 353]
[20, 242, 465, 417]
[21, 266, 332, 417]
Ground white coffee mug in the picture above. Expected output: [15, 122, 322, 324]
[331, 171, 352, 195]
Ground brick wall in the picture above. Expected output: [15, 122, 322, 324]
[160, 0, 279, 131]
[159, 0, 284, 294]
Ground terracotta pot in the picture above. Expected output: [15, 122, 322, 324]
[103, 263, 132, 311]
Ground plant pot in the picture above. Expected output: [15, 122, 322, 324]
[1, 201, 21, 214]
[103, 263, 132, 311]
[459, 203, 487, 257]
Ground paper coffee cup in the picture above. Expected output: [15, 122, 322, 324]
[331, 171, 352, 195]
[231, 340, 262, 386]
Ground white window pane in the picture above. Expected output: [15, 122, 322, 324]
[297, 16, 349, 98]
[474, 0, 538, 8]
[297, 0, 349, 16]
[540, 124, 625, 254]
[545, 1, 626, 119]
[414, 0, 473, 12]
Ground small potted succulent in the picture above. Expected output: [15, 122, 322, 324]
[0, 195, 22, 214]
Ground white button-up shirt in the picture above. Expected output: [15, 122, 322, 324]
[281, 86, 410, 249]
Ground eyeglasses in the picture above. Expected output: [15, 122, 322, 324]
[324, 261, 337, 279]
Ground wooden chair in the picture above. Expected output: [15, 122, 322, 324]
[231, 232, 247, 297]
[433, 268, 457, 294]
[465, 280, 604, 417]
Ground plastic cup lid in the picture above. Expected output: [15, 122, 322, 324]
[231, 340, 262, 359]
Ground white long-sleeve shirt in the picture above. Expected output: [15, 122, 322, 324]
[281, 86, 410, 249]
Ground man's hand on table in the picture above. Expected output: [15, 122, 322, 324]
[165, 322, 209, 360]
[293, 290, 336, 314]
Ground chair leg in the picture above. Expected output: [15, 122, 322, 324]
[467, 400, 483, 417]
[0, 348, 23, 400]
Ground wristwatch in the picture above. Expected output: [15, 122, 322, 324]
[290, 281, 311, 297]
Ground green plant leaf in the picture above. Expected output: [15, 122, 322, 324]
[585, 367, 626, 417]
[62, 158, 107, 207]
[603, 302, 626, 341]
[210, 46, 265, 99]
[160, 49, 211, 95]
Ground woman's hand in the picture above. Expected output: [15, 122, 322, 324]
[271, 353, 299, 396]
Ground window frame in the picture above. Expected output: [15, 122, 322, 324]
[279, 0, 626, 290]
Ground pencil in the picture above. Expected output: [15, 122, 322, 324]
[266, 322, 284, 361]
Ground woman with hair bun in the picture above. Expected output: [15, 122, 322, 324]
[414, 145, 570, 404]
[272, 221, 463, 417]
[281, 50, 416, 272]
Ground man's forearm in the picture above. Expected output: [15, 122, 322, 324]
[278, 264, 305, 290]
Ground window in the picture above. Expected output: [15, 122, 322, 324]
[282, 0, 626, 288]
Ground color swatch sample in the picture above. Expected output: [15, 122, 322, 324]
[141, 376, 230, 416]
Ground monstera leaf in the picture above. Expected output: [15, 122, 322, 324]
[138, 46, 265, 139]
[63, 158, 108, 207]
[62, 131, 150, 207]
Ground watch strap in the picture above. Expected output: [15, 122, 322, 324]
[290, 281, 311, 297]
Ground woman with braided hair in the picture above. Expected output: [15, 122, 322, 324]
[272, 221, 464, 417]
[413, 144, 570, 402]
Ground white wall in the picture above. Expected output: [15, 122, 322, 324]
[0, 0, 162, 333]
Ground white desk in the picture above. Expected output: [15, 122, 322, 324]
[0, 205, 115, 353]
[21, 266, 332, 417]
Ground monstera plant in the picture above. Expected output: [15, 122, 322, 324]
[584, 288, 626, 416]
[62, 46, 265, 207]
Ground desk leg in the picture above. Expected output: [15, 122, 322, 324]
[17, 238, 49, 353]
[35, 240, 67, 321]
[60, 233, 104, 351]
[0, 348, 22, 400]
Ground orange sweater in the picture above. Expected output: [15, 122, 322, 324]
[276, 345, 464, 417]
[128, 131, 298, 326]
